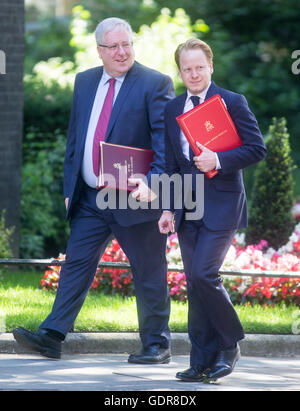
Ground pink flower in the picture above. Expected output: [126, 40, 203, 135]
[292, 202, 300, 221]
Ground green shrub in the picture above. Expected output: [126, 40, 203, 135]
[21, 128, 69, 258]
[24, 77, 73, 135]
[22, 62, 74, 258]
[246, 117, 296, 249]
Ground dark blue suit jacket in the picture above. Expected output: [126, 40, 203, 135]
[164, 81, 267, 232]
[64, 61, 174, 225]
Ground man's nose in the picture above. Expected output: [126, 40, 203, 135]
[191, 69, 199, 78]
[117, 45, 127, 54]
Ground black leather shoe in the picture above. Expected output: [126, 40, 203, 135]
[128, 344, 171, 364]
[176, 366, 206, 382]
[207, 345, 241, 380]
[13, 327, 62, 359]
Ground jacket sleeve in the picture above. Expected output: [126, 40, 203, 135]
[63, 74, 79, 198]
[146, 74, 175, 178]
[162, 105, 181, 212]
[217, 94, 267, 174]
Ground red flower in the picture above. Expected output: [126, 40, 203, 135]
[293, 240, 300, 252]
[40, 232, 300, 306]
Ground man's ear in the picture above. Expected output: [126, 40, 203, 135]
[178, 69, 183, 81]
[97, 45, 103, 61]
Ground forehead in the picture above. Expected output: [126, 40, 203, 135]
[180, 49, 210, 67]
[103, 27, 131, 43]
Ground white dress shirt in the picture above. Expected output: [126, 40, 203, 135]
[81, 69, 126, 188]
[180, 82, 221, 169]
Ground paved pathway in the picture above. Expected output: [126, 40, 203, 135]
[0, 354, 299, 391]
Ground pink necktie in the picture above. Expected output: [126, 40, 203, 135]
[93, 77, 116, 176]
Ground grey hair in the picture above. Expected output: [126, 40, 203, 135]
[95, 17, 133, 45]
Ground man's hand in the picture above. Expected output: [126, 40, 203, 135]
[158, 211, 175, 234]
[128, 177, 157, 202]
[65, 197, 69, 210]
[193, 141, 216, 173]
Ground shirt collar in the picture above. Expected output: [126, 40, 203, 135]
[187, 81, 212, 103]
[102, 68, 126, 85]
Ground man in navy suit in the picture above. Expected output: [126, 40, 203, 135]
[159, 38, 267, 381]
[13, 17, 174, 363]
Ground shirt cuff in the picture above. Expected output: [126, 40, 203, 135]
[215, 153, 221, 170]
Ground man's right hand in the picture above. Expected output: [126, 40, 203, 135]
[65, 198, 69, 210]
[158, 211, 175, 234]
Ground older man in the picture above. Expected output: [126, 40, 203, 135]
[14, 17, 174, 364]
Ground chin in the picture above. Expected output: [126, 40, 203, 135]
[190, 89, 200, 96]
[115, 62, 133, 76]
[189, 82, 209, 95]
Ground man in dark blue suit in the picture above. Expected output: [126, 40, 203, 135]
[159, 38, 267, 381]
[13, 17, 174, 363]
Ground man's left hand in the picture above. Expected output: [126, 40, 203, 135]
[128, 177, 157, 202]
[193, 141, 217, 173]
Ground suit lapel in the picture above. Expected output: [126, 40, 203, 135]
[174, 92, 187, 121]
[204, 81, 219, 101]
[78, 66, 103, 154]
[105, 63, 139, 142]
[171, 92, 187, 137]
[171, 92, 192, 165]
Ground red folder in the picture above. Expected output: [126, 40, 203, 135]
[97, 142, 154, 190]
[176, 94, 242, 178]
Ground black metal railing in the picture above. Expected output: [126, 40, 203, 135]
[1, 259, 300, 278]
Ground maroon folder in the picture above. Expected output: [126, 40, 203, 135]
[97, 142, 154, 191]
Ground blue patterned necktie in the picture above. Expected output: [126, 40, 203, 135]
[189, 96, 201, 161]
[190, 95, 200, 107]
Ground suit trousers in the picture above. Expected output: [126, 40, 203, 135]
[177, 217, 245, 368]
[40, 184, 171, 349]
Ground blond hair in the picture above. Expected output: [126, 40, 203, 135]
[175, 38, 213, 69]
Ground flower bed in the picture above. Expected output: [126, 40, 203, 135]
[221, 224, 300, 306]
[40, 241, 134, 296]
[292, 200, 300, 221]
[41, 223, 300, 306]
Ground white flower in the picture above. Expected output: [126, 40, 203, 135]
[234, 232, 246, 247]
[292, 203, 300, 219]
[223, 245, 237, 266]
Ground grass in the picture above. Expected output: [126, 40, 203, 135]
[0, 270, 298, 335]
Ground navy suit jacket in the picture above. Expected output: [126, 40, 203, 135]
[64, 61, 174, 225]
[164, 81, 267, 232]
